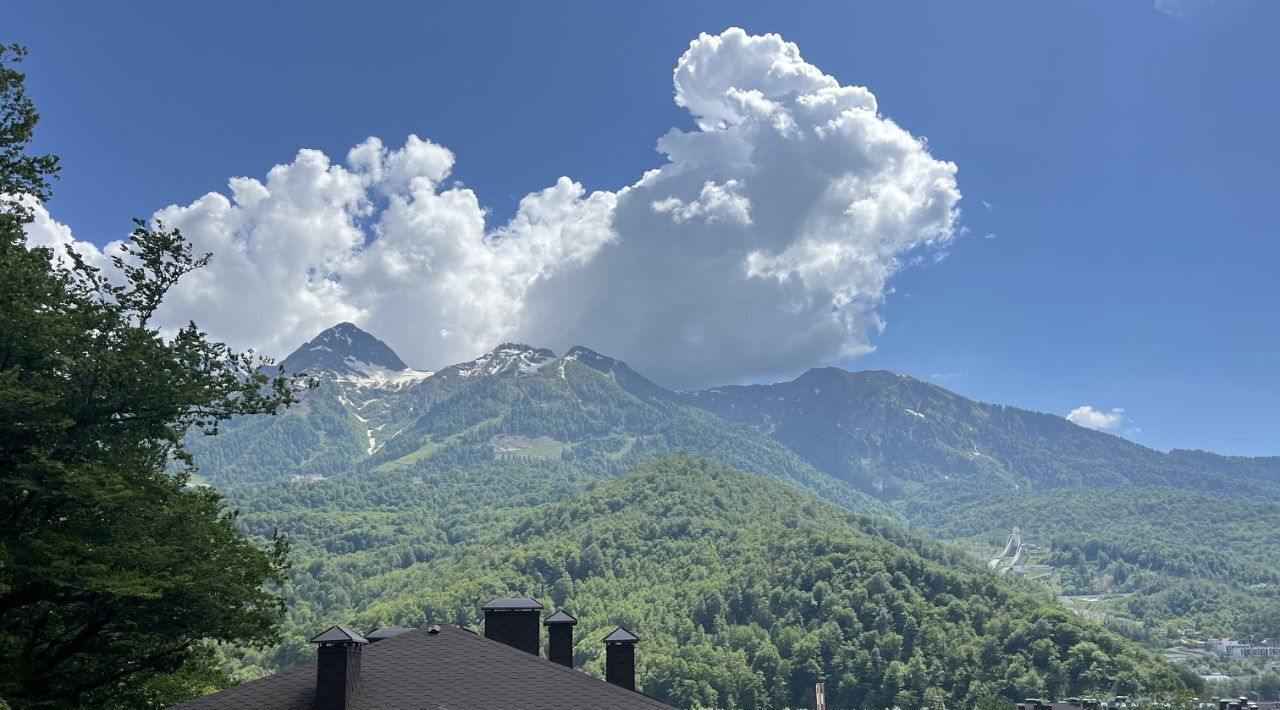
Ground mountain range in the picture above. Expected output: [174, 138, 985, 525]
[188, 322, 1279, 705]
[198, 322, 1279, 512]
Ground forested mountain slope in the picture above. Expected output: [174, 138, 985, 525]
[1166, 448, 1280, 487]
[918, 487, 1280, 586]
[678, 368, 1280, 648]
[912, 486, 1280, 643]
[190, 327, 882, 515]
[197, 322, 1278, 512]
[681, 368, 1279, 502]
[271, 455, 1197, 709]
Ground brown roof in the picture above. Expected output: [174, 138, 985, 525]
[170, 624, 672, 710]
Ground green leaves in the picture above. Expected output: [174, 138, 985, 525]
[237, 454, 1195, 709]
[0, 47, 301, 709]
[0, 44, 59, 209]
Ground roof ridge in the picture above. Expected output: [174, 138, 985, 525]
[170, 622, 673, 709]
[439, 624, 670, 707]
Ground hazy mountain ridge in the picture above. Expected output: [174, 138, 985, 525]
[195, 322, 1278, 504]
[195, 325, 884, 515]
[681, 367, 1279, 501]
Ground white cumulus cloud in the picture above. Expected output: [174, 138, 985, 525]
[515, 28, 961, 386]
[24, 27, 962, 389]
[651, 180, 752, 226]
[1066, 405, 1129, 431]
[19, 195, 109, 271]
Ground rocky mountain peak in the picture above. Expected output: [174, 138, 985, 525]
[446, 343, 558, 379]
[280, 322, 418, 381]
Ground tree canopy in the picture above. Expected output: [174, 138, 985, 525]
[293, 455, 1199, 709]
[0, 44, 300, 708]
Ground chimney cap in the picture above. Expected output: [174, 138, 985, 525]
[603, 626, 639, 644]
[544, 610, 578, 626]
[310, 625, 369, 645]
[482, 597, 544, 610]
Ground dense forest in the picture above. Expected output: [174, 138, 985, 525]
[226, 455, 1200, 709]
[0, 45, 299, 708]
[912, 487, 1280, 643]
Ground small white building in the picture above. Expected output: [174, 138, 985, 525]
[1201, 673, 1232, 683]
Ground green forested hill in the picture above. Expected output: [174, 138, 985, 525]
[674, 367, 1280, 651]
[233, 456, 1199, 709]
[915, 487, 1280, 585]
[185, 380, 370, 484]
[1166, 449, 1280, 487]
[911, 487, 1280, 643]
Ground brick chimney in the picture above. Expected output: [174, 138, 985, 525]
[310, 625, 368, 710]
[482, 597, 544, 655]
[543, 610, 577, 667]
[603, 627, 639, 692]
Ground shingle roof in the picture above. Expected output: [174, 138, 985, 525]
[481, 597, 544, 610]
[365, 627, 416, 641]
[169, 624, 672, 709]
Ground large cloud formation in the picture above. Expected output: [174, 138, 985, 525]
[25, 28, 961, 389]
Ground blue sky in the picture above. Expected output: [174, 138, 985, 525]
[10, 1, 1279, 456]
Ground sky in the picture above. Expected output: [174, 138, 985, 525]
[10, 1, 1279, 456]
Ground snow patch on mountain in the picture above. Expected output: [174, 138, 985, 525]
[280, 322, 414, 380]
[334, 358, 434, 388]
[453, 344, 557, 378]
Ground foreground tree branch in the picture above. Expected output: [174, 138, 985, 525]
[0, 45, 306, 709]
